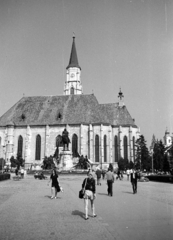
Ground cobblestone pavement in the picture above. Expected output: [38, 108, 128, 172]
[0, 174, 173, 240]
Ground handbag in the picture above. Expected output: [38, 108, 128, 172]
[79, 178, 87, 199]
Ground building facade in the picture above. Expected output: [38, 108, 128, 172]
[0, 37, 140, 169]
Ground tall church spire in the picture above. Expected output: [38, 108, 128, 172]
[66, 35, 81, 70]
[64, 36, 83, 95]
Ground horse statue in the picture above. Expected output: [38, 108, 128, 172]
[62, 128, 71, 151]
[54, 129, 71, 159]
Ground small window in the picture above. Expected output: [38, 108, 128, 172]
[72, 134, 78, 157]
[133, 136, 135, 161]
[124, 136, 128, 160]
[70, 87, 74, 95]
[17, 135, 23, 157]
[57, 112, 62, 120]
[35, 135, 41, 160]
[21, 114, 26, 121]
[95, 135, 99, 162]
[104, 135, 107, 162]
[114, 135, 118, 162]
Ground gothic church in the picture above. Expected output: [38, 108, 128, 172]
[0, 37, 140, 169]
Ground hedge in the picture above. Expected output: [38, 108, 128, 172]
[147, 175, 173, 183]
[27, 169, 88, 175]
[0, 173, 11, 181]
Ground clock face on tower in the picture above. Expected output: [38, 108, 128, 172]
[70, 73, 75, 78]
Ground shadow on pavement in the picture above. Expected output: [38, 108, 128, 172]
[97, 193, 108, 196]
[122, 191, 133, 194]
[72, 210, 85, 219]
[44, 195, 61, 199]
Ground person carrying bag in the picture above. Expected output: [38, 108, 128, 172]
[79, 178, 87, 199]
[81, 172, 97, 220]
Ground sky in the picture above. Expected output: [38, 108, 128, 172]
[0, 0, 173, 147]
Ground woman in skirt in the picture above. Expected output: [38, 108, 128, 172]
[48, 169, 60, 199]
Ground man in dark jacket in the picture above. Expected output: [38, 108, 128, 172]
[106, 168, 114, 196]
[130, 169, 139, 194]
[96, 167, 102, 185]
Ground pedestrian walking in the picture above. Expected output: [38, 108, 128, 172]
[120, 170, 123, 180]
[101, 169, 106, 180]
[116, 169, 121, 180]
[96, 167, 102, 185]
[130, 169, 139, 194]
[82, 172, 97, 220]
[126, 169, 130, 181]
[15, 167, 18, 176]
[87, 168, 91, 176]
[20, 168, 24, 178]
[47, 169, 60, 199]
[106, 168, 114, 196]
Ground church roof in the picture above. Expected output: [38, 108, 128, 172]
[0, 94, 137, 127]
[66, 36, 81, 70]
[99, 103, 136, 126]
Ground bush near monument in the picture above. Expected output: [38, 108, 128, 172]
[75, 155, 90, 169]
[42, 156, 55, 169]
[10, 154, 25, 169]
[0, 173, 10, 181]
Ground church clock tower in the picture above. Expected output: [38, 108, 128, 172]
[64, 36, 83, 95]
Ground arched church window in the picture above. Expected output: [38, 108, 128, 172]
[17, 135, 23, 158]
[114, 135, 118, 162]
[124, 136, 128, 160]
[104, 135, 107, 162]
[56, 135, 63, 147]
[95, 135, 99, 162]
[70, 86, 74, 95]
[133, 136, 135, 161]
[35, 135, 41, 160]
[72, 134, 78, 157]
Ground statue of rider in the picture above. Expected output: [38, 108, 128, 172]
[62, 128, 70, 150]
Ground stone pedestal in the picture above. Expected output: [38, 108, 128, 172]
[60, 151, 73, 170]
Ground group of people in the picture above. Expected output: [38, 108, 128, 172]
[81, 167, 140, 220]
[80, 167, 115, 220]
[47, 167, 140, 221]
[15, 167, 25, 178]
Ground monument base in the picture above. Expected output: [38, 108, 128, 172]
[59, 151, 73, 170]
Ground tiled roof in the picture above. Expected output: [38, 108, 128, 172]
[0, 94, 137, 127]
[0, 94, 103, 126]
[99, 103, 137, 127]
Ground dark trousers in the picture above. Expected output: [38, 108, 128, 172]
[131, 180, 137, 193]
[107, 180, 113, 196]
[116, 174, 121, 180]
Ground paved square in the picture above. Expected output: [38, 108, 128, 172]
[0, 174, 173, 240]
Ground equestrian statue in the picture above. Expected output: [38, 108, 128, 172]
[62, 128, 71, 150]
[53, 128, 71, 159]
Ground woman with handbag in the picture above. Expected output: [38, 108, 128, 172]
[47, 169, 60, 199]
[82, 172, 97, 220]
